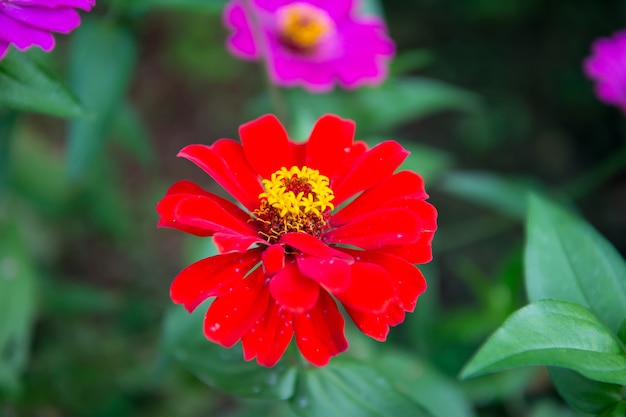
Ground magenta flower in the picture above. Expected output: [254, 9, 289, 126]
[224, 0, 395, 92]
[0, 0, 95, 61]
[584, 29, 626, 112]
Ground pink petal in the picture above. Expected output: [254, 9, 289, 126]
[269, 261, 319, 313]
[279, 232, 353, 261]
[262, 244, 285, 275]
[332, 171, 428, 225]
[332, 141, 409, 205]
[304, 114, 356, 181]
[0, 13, 54, 51]
[293, 291, 348, 366]
[296, 253, 351, 293]
[324, 208, 421, 249]
[10, 0, 94, 11]
[178, 141, 262, 212]
[204, 268, 270, 348]
[170, 249, 262, 312]
[223, 0, 260, 60]
[239, 114, 296, 179]
[1, 4, 80, 33]
[242, 299, 293, 367]
[336, 262, 397, 314]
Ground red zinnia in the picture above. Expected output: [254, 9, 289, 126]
[157, 114, 437, 367]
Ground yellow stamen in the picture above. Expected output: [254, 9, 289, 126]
[277, 3, 333, 52]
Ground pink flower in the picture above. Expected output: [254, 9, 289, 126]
[584, 29, 626, 112]
[0, 0, 95, 61]
[224, 0, 395, 92]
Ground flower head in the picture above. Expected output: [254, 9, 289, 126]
[224, 0, 395, 92]
[157, 114, 437, 367]
[0, 0, 95, 61]
[584, 29, 626, 112]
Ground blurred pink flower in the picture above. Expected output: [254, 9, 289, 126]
[0, 0, 95, 60]
[584, 29, 626, 112]
[224, 0, 395, 93]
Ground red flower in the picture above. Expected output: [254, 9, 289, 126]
[157, 114, 437, 367]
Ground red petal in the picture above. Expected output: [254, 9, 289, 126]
[242, 299, 294, 367]
[170, 249, 262, 312]
[269, 261, 320, 313]
[385, 199, 438, 232]
[157, 194, 213, 236]
[345, 307, 390, 342]
[293, 291, 348, 366]
[296, 253, 351, 293]
[336, 262, 397, 314]
[239, 114, 295, 179]
[262, 244, 285, 275]
[162, 179, 212, 197]
[173, 195, 258, 237]
[279, 233, 353, 262]
[342, 249, 427, 312]
[203, 268, 270, 348]
[178, 141, 262, 211]
[213, 233, 265, 253]
[381, 231, 435, 264]
[332, 171, 428, 226]
[324, 208, 421, 249]
[304, 114, 356, 181]
[385, 301, 406, 326]
[332, 141, 409, 205]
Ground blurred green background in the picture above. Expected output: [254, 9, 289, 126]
[1, 0, 625, 416]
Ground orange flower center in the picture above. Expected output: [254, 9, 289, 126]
[276, 3, 334, 54]
[253, 166, 335, 243]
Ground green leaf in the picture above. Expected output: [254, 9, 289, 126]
[460, 300, 626, 385]
[66, 19, 137, 179]
[618, 318, 626, 346]
[288, 77, 479, 138]
[525, 194, 626, 333]
[110, 101, 155, 168]
[548, 368, 624, 415]
[0, 222, 37, 395]
[375, 351, 476, 417]
[134, 0, 226, 11]
[440, 172, 544, 219]
[289, 361, 432, 417]
[0, 109, 17, 197]
[161, 302, 297, 400]
[0, 51, 85, 118]
[599, 401, 626, 417]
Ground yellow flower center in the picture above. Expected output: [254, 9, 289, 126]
[254, 166, 335, 243]
[277, 3, 334, 54]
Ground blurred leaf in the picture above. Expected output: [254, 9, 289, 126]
[0, 222, 36, 395]
[359, 0, 384, 17]
[460, 300, 626, 385]
[461, 368, 537, 405]
[527, 400, 580, 417]
[376, 351, 476, 417]
[398, 140, 453, 183]
[548, 368, 623, 415]
[440, 171, 544, 219]
[0, 109, 17, 197]
[0, 51, 85, 118]
[66, 19, 137, 179]
[391, 49, 434, 75]
[618, 318, 626, 346]
[525, 194, 626, 333]
[184, 235, 220, 264]
[134, 0, 227, 11]
[161, 302, 297, 400]
[288, 77, 479, 138]
[289, 361, 432, 417]
[111, 101, 155, 168]
[600, 401, 626, 417]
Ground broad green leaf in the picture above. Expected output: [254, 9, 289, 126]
[0, 51, 85, 118]
[111, 101, 155, 168]
[161, 302, 297, 400]
[439, 171, 543, 219]
[134, 0, 226, 11]
[548, 368, 623, 414]
[618, 318, 626, 346]
[599, 401, 626, 417]
[391, 49, 434, 75]
[525, 194, 626, 333]
[460, 300, 626, 385]
[289, 361, 432, 417]
[0, 222, 36, 395]
[288, 77, 479, 138]
[376, 352, 476, 417]
[66, 19, 137, 179]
